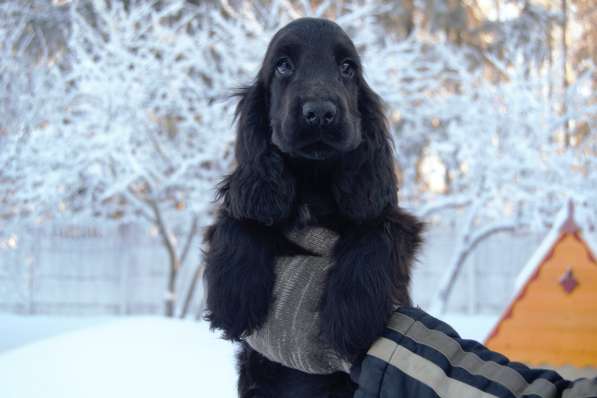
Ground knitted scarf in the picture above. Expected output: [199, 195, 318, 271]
[245, 227, 351, 375]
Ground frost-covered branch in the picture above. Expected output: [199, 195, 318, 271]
[430, 217, 526, 314]
[1, 0, 595, 316]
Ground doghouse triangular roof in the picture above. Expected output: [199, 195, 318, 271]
[485, 201, 597, 367]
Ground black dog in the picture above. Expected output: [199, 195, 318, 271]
[204, 18, 423, 397]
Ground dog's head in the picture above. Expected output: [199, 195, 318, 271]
[222, 18, 398, 225]
[261, 18, 362, 160]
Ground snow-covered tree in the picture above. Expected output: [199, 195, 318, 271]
[0, 0, 393, 316]
[2, 1, 240, 316]
[367, 30, 596, 312]
[0, 1, 69, 214]
[2, 0, 595, 316]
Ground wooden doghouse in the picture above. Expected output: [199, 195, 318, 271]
[485, 202, 597, 377]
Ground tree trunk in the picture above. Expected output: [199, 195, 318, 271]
[179, 263, 205, 319]
[165, 258, 179, 317]
[162, 226, 180, 317]
[561, 0, 570, 145]
[149, 199, 180, 317]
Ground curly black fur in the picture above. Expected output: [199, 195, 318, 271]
[237, 342, 356, 398]
[204, 18, 423, 397]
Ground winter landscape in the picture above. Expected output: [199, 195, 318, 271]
[1, 0, 596, 396]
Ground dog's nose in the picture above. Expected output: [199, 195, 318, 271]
[302, 101, 337, 127]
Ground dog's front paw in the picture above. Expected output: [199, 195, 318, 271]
[204, 253, 275, 340]
[203, 215, 277, 340]
[320, 228, 396, 361]
[319, 284, 390, 361]
[205, 277, 273, 340]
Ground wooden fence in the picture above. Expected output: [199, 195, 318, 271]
[0, 221, 550, 316]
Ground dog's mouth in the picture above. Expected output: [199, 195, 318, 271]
[295, 141, 337, 160]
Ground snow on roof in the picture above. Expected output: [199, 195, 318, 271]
[513, 201, 597, 294]
[577, 204, 597, 265]
[485, 200, 597, 347]
[513, 203, 571, 293]
[484, 200, 597, 363]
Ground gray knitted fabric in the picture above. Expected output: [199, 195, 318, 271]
[245, 227, 352, 375]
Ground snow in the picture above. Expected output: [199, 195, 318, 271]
[0, 317, 238, 398]
[0, 1, 595, 389]
[0, 312, 499, 398]
[0, 314, 111, 352]
[514, 203, 571, 293]
[515, 201, 597, 294]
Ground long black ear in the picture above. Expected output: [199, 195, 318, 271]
[218, 81, 296, 225]
[332, 82, 398, 223]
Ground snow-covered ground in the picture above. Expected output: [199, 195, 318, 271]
[0, 314, 112, 352]
[0, 313, 496, 398]
[0, 316, 238, 398]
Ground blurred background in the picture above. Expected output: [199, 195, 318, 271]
[0, 0, 595, 396]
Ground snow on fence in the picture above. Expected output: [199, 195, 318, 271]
[0, 221, 544, 316]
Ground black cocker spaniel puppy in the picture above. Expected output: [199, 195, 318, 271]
[204, 18, 423, 398]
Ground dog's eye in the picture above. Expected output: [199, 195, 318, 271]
[275, 58, 294, 77]
[340, 60, 355, 78]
